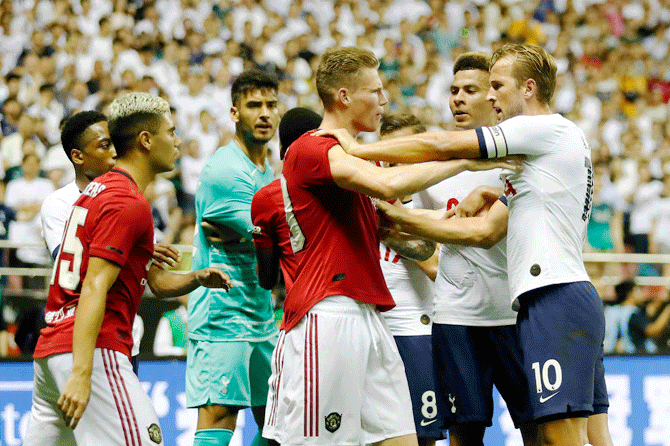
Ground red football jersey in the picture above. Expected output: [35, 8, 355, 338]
[279, 132, 395, 331]
[34, 168, 154, 359]
[251, 179, 301, 291]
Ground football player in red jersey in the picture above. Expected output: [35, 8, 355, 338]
[25, 92, 231, 446]
[262, 47, 521, 446]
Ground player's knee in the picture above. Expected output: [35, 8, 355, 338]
[448, 422, 485, 446]
[197, 404, 240, 428]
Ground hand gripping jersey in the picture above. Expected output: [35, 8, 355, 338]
[251, 178, 301, 290]
[413, 169, 516, 325]
[34, 168, 154, 359]
[476, 114, 592, 308]
[280, 131, 395, 331]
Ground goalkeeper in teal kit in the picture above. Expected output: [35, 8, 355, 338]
[187, 70, 280, 446]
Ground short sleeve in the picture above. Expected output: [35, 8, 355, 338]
[40, 195, 72, 258]
[88, 199, 153, 266]
[476, 115, 560, 158]
[289, 135, 338, 188]
[251, 186, 278, 250]
[201, 168, 256, 239]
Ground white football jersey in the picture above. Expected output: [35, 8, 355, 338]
[414, 170, 516, 326]
[40, 181, 80, 258]
[477, 114, 592, 308]
[379, 200, 435, 336]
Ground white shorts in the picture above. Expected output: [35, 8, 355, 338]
[24, 349, 164, 446]
[264, 295, 416, 446]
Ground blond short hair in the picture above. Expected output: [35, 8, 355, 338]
[108, 92, 171, 156]
[316, 47, 379, 110]
[491, 44, 556, 105]
[108, 92, 170, 121]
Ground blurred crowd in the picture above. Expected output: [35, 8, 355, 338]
[1, 0, 670, 354]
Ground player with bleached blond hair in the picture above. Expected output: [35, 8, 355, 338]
[25, 92, 232, 446]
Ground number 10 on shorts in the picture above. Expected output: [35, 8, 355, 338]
[531, 359, 562, 393]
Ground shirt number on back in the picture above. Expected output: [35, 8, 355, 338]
[52, 206, 89, 290]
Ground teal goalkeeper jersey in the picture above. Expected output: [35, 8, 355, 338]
[188, 141, 277, 341]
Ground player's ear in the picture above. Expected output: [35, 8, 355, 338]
[138, 129, 152, 151]
[230, 105, 239, 123]
[71, 148, 84, 166]
[524, 78, 536, 100]
[337, 88, 350, 106]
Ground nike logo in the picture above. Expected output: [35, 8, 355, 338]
[420, 419, 438, 427]
[539, 392, 559, 403]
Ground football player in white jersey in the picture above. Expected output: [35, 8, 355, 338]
[378, 113, 442, 446]
[404, 53, 535, 446]
[39, 111, 180, 373]
[318, 43, 609, 446]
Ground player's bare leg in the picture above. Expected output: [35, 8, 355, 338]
[418, 436, 436, 446]
[538, 417, 588, 446]
[519, 421, 539, 446]
[250, 405, 279, 446]
[374, 433, 419, 446]
[587, 413, 614, 446]
[194, 405, 238, 445]
[448, 423, 484, 446]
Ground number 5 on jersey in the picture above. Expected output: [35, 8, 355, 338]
[49, 206, 89, 290]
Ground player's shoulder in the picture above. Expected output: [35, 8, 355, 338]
[252, 179, 282, 213]
[289, 130, 338, 155]
[42, 182, 80, 210]
[202, 142, 252, 178]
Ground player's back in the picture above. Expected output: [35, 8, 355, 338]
[251, 179, 301, 290]
[34, 169, 154, 359]
[280, 132, 394, 331]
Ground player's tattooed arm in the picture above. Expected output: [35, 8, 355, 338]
[380, 229, 437, 262]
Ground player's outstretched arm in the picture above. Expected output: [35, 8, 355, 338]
[380, 229, 436, 261]
[314, 128, 482, 163]
[329, 145, 522, 201]
[60, 257, 121, 430]
[377, 199, 509, 249]
[147, 265, 232, 298]
[378, 200, 436, 261]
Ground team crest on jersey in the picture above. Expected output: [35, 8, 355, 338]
[147, 423, 162, 444]
[325, 412, 342, 433]
[252, 225, 262, 235]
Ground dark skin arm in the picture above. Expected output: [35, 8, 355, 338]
[255, 245, 280, 290]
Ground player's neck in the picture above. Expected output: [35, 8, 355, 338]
[75, 172, 91, 192]
[114, 158, 154, 193]
[319, 113, 358, 138]
[525, 100, 552, 116]
[233, 134, 268, 171]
